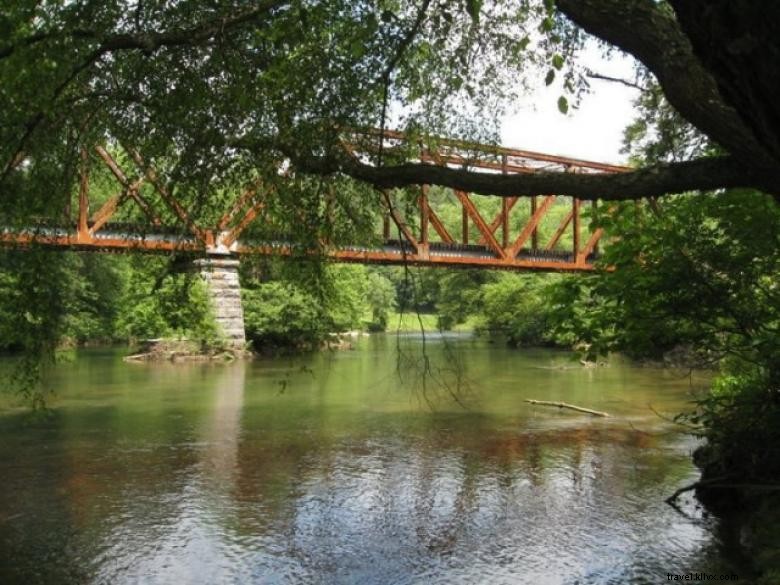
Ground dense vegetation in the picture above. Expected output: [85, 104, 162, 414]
[0, 252, 218, 349]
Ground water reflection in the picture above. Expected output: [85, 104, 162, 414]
[0, 341, 747, 584]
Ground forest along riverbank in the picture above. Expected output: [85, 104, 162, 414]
[0, 338, 754, 583]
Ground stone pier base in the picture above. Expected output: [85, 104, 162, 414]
[194, 257, 246, 347]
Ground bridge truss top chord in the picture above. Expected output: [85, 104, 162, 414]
[0, 130, 629, 272]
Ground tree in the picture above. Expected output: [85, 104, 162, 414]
[2, 1, 779, 212]
[365, 271, 396, 331]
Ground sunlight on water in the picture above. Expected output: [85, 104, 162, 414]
[0, 336, 748, 584]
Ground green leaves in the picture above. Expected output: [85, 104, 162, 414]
[465, 0, 482, 21]
[557, 95, 568, 114]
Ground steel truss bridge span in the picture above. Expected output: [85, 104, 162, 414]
[1, 131, 629, 272]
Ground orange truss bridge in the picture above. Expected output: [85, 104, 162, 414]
[0, 131, 628, 272]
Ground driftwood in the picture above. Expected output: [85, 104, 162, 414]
[524, 399, 609, 417]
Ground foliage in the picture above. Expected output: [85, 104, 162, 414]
[114, 257, 220, 345]
[322, 265, 369, 332]
[242, 281, 327, 350]
[551, 190, 779, 364]
[365, 271, 396, 331]
[476, 273, 564, 346]
[0, 0, 548, 223]
[0, 250, 140, 404]
[431, 269, 496, 330]
[0, 250, 122, 351]
[242, 263, 382, 349]
[621, 83, 710, 164]
[691, 364, 780, 483]
[0, 250, 222, 403]
[548, 189, 780, 492]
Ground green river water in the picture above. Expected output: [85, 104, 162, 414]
[0, 334, 750, 584]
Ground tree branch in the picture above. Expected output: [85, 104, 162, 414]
[1, 3, 286, 60]
[669, 1, 780, 166]
[556, 0, 779, 177]
[586, 69, 647, 92]
[0, 29, 96, 61]
[286, 148, 770, 202]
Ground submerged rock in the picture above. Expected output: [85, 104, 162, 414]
[124, 338, 247, 363]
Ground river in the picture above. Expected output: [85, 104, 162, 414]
[0, 335, 750, 584]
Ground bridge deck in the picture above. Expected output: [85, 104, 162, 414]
[0, 225, 599, 272]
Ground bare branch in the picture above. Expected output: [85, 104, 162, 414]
[586, 69, 647, 92]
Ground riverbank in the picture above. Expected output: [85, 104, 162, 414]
[695, 474, 780, 583]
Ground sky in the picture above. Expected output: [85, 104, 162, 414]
[501, 48, 641, 165]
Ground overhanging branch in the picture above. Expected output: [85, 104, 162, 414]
[288, 150, 766, 201]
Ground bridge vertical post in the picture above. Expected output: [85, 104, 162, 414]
[383, 214, 390, 240]
[77, 149, 90, 243]
[572, 198, 581, 260]
[195, 256, 246, 348]
[419, 185, 429, 245]
[530, 196, 538, 250]
[501, 155, 509, 249]
[462, 206, 469, 244]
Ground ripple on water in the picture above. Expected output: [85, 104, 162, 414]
[0, 344, 746, 584]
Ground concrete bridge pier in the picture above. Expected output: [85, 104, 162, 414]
[194, 257, 246, 347]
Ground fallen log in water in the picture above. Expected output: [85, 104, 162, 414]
[524, 399, 609, 417]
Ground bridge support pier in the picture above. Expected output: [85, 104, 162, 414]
[194, 257, 246, 347]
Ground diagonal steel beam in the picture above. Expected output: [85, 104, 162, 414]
[508, 195, 557, 257]
[546, 209, 574, 250]
[382, 190, 418, 250]
[221, 193, 268, 248]
[572, 198, 581, 257]
[128, 149, 207, 244]
[427, 202, 454, 243]
[477, 197, 519, 246]
[455, 190, 506, 259]
[90, 177, 145, 233]
[77, 149, 89, 243]
[217, 183, 260, 231]
[577, 228, 604, 265]
[94, 146, 161, 226]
